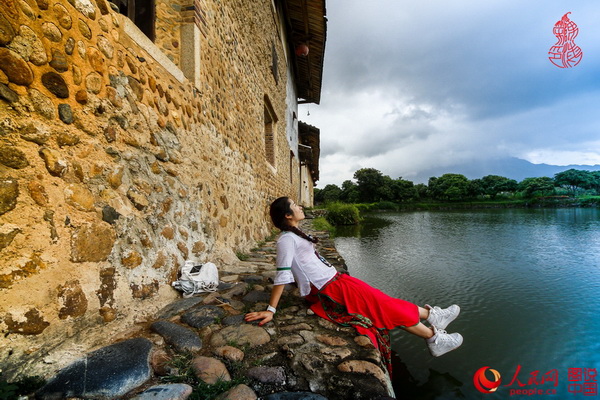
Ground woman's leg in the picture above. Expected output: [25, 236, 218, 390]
[404, 322, 434, 339]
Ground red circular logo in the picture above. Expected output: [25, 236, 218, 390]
[473, 366, 502, 394]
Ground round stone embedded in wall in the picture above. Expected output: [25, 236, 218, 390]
[0, 145, 29, 169]
[70, 0, 97, 20]
[28, 180, 48, 206]
[0, 83, 18, 103]
[0, 48, 33, 86]
[65, 37, 75, 55]
[8, 25, 48, 66]
[98, 17, 108, 32]
[53, 3, 72, 29]
[96, 0, 109, 15]
[0, 13, 16, 46]
[21, 123, 50, 145]
[78, 19, 92, 40]
[75, 89, 87, 104]
[35, 0, 49, 10]
[72, 65, 82, 85]
[41, 71, 69, 98]
[97, 35, 114, 59]
[42, 22, 62, 42]
[87, 47, 105, 73]
[57, 131, 80, 147]
[49, 48, 68, 72]
[58, 103, 74, 124]
[27, 88, 56, 119]
[85, 71, 102, 94]
[18, 0, 35, 20]
[105, 86, 122, 107]
[64, 183, 94, 211]
[127, 76, 143, 101]
[0, 177, 19, 216]
[39, 147, 67, 176]
[76, 40, 86, 59]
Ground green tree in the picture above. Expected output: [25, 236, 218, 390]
[554, 169, 593, 195]
[468, 178, 485, 198]
[481, 175, 518, 198]
[354, 168, 386, 202]
[340, 180, 360, 203]
[317, 184, 342, 203]
[518, 177, 555, 197]
[427, 177, 441, 199]
[428, 174, 470, 201]
[391, 178, 416, 202]
[589, 171, 600, 194]
[414, 183, 429, 200]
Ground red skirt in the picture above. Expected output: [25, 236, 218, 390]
[306, 272, 420, 376]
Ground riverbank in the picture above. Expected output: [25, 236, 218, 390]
[314, 196, 600, 216]
[30, 219, 395, 400]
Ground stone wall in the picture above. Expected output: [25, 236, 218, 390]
[0, 0, 301, 379]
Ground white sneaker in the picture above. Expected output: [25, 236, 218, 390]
[427, 326, 463, 357]
[426, 304, 460, 330]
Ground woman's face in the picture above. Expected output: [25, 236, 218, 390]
[286, 200, 305, 225]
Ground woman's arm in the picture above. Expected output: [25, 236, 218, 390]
[244, 284, 285, 326]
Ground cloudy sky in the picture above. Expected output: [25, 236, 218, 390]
[299, 0, 600, 187]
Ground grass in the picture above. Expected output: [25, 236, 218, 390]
[0, 375, 45, 399]
[160, 353, 248, 400]
[312, 216, 334, 234]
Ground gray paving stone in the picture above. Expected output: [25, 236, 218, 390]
[36, 338, 153, 399]
[131, 383, 193, 399]
[151, 320, 202, 353]
[157, 297, 204, 319]
[181, 305, 225, 329]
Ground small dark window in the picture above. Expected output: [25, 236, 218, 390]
[264, 108, 275, 166]
[271, 42, 278, 84]
[264, 96, 278, 167]
[290, 151, 295, 183]
[113, 0, 155, 41]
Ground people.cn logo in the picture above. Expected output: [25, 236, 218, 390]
[474, 366, 502, 394]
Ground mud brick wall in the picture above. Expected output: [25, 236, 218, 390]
[0, 0, 299, 379]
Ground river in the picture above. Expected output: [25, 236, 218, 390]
[333, 208, 600, 399]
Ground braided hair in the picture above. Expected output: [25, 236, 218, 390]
[269, 197, 318, 243]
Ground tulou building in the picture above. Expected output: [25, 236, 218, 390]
[0, 0, 325, 379]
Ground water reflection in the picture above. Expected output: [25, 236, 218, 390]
[392, 352, 466, 399]
[334, 208, 600, 399]
[334, 215, 393, 238]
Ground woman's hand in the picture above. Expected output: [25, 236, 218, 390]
[244, 311, 274, 326]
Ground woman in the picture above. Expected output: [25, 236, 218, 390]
[245, 197, 463, 373]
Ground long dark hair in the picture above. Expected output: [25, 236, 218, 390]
[269, 197, 318, 243]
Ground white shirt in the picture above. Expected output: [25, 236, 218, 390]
[273, 231, 337, 297]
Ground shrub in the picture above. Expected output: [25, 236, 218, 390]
[325, 202, 361, 226]
[374, 201, 398, 211]
[354, 203, 374, 214]
[312, 216, 334, 233]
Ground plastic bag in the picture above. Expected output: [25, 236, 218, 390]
[172, 261, 219, 298]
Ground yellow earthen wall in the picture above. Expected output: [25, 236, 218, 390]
[0, 0, 299, 378]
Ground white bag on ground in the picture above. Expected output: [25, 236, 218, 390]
[172, 261, 219, 298]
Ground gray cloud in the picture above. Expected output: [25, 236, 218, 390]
[303, 0, 600, 186]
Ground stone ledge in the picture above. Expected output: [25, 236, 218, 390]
[35, 220, 395, 399]
[118, 14, 186, 84]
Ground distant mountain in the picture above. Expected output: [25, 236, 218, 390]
[408, 157, 600, 184]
